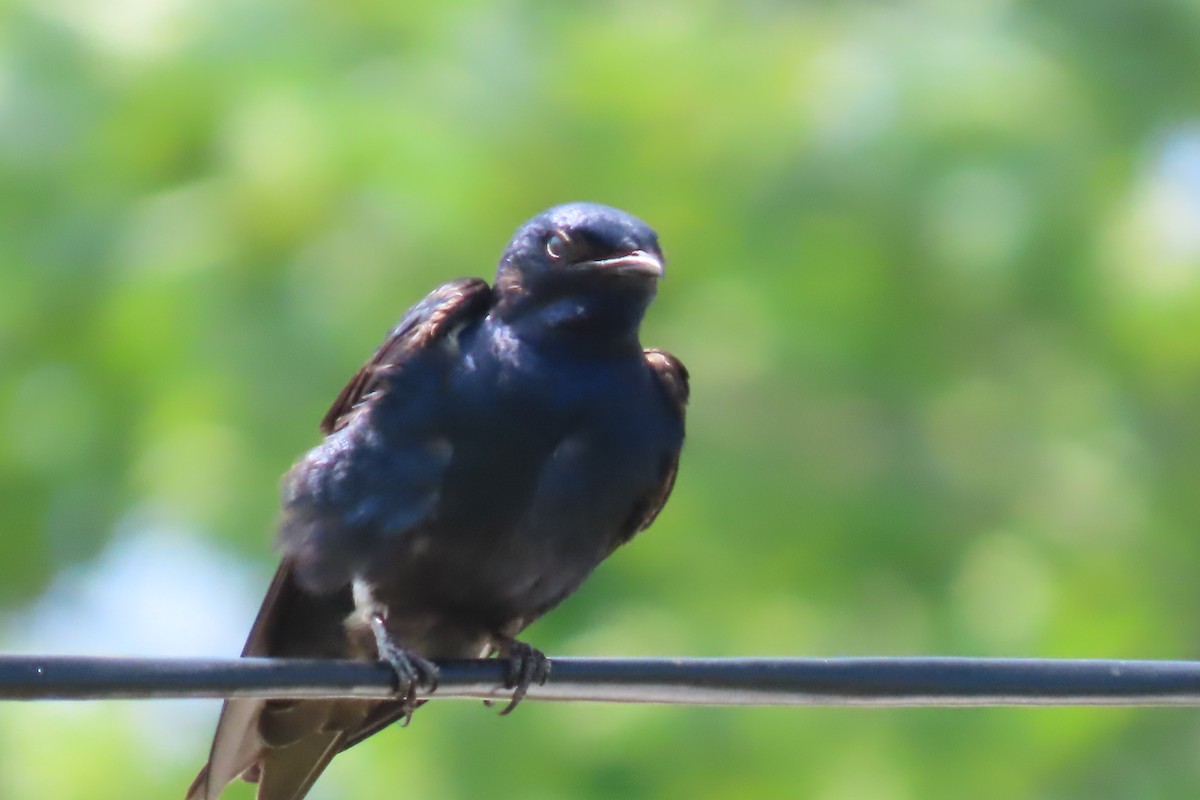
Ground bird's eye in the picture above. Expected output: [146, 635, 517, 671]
[545, 231, 571, 260]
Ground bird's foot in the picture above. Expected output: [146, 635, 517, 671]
[490, 635, 551, 715]
[369, 614, 439, 726]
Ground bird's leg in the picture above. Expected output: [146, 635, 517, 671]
[490, 634, 551, 715]
[369, 613, 439, 726]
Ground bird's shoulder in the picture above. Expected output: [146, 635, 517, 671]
[320, 278, 492, 435]
[642, 348, 689, 420]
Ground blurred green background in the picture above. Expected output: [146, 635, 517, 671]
[4, 0, 1200, 797]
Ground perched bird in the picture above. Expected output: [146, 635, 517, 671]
[187, 202, 689, 800]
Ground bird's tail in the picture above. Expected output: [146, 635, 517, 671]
[187, 563, 367, 800]
[188, 697, 374, 800]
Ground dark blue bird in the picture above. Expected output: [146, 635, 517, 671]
[188, 203, 689, 800]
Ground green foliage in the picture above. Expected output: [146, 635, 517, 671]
[4, 0, 1200, 797]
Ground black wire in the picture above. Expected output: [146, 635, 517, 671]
[4, 655, 1200, 706]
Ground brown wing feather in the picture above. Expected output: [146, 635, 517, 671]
[320, 278, 492, 435]
[626, 348, 689, 536]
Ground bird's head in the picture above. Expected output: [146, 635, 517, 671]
[493, 202, 665, 347]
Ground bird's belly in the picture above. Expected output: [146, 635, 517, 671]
[371, 429, 663, 631]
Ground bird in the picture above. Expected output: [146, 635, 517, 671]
[186, 202, 689, 800]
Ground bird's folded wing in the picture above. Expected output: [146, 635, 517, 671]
[320, 278, 492, 435]
[626, 348, 689, 536]
[190, 279, 493, 800]
[281, 278, 493, 591]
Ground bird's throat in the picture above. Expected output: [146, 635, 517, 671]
[503, 293, 648, 356]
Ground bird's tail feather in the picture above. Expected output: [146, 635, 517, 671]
[185, 697, 267, 800]
[257, 731, 348, 800]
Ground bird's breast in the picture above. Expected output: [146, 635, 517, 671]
[382, 325, 676, 625]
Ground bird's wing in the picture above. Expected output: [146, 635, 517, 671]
[625, 348, 690, 537]
[320, 278, 492, 435]
[513, 347, 690, 632]
[189, 279, 493, 800]
[281, 278, 493, 592]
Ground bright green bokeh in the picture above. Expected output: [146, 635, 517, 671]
[4, 1, 1200, 797]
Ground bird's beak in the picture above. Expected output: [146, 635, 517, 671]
[577, 249, 665, 279]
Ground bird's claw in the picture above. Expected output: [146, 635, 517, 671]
[370, 614, 439, 725]
[490, 637, 550, 715]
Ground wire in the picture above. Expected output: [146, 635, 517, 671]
[4, 655, 1200, 706]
